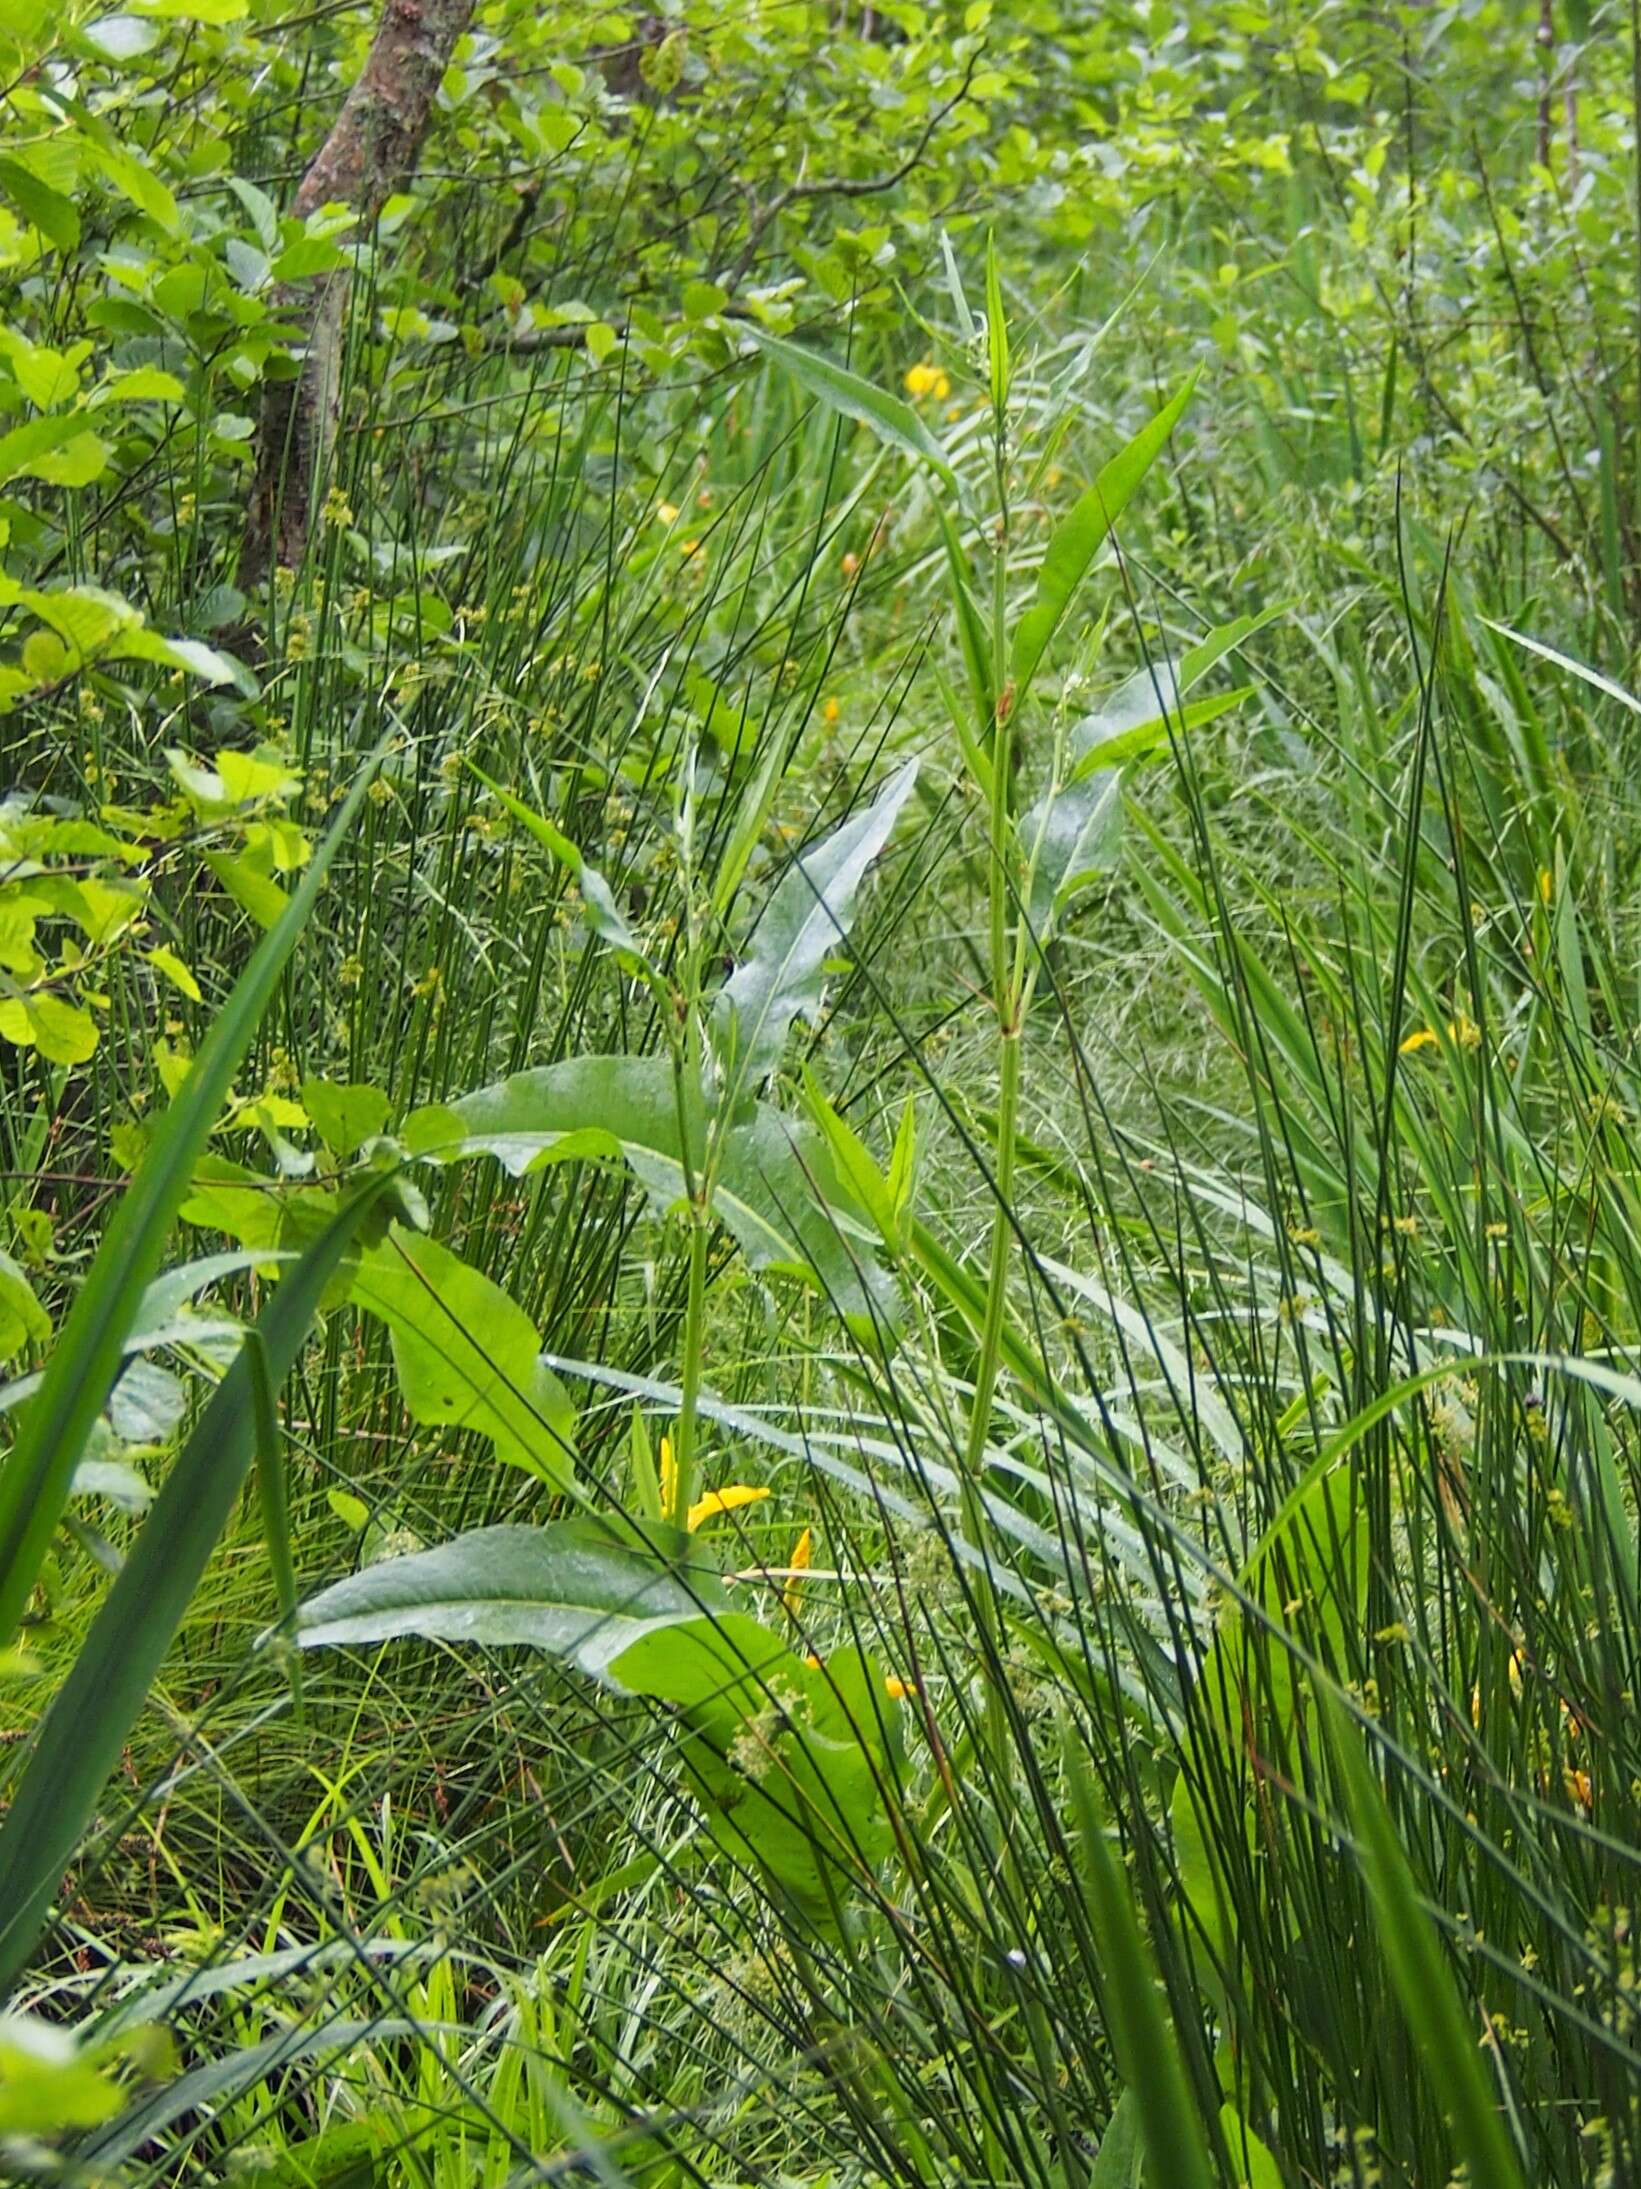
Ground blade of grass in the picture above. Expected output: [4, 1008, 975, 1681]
[0, 752, 381, 1648]
[0, 1180, 389, 1992]
[1064, 1730, 1218, 2189]
[1322, 1688, 1528, 2189]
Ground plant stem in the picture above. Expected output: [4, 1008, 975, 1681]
[956, 455, 1021, 1780]
[672, 1199, 710, 1527]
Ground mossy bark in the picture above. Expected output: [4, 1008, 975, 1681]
[242, 0, 475, 590]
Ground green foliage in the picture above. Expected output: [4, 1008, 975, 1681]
[4, 0, 1641, 2182]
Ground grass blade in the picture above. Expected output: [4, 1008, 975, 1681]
[1065, 1732, 1218, 2189]
[0, 756, 379, 1647]
[0, 1180, 388, 1991]
[1322, 1690, 1527, 2189]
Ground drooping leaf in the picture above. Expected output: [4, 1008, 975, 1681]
[403, 1056, 896, 1332]
[712, 760, 918, 1105]
[749, 330, 957, 489]
[297, 1526, 902, 1924]
[294, 1519, 728, 1680]
[348, 1227, 577, 1489]
[1010, 376, 1197, 704]
[612, 1619, 905, 1921]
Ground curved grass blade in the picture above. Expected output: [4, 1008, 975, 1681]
[0, 1179, 388, 1993]
[1322, 1689, 1528, 2189]
[1065, 1733, 1218, 2189]
[0, 754, 380, 1647]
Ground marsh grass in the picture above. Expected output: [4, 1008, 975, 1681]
[7, 69, 1641, 2187]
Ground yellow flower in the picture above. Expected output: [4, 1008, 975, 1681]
[1399, 1014, 1481, 1056]
[903, 361, 951, 401]
[679, 537, 702, 560]
[884, 1674, 914, 1700]
[688, 1483, 769, 1529]
[656, 502, 681, 524]
[823, 697, 841, 725]
[783, 1527, 812, 1618]
[1538, 866, 1553, 905]
[659, 1433, 771, 1530]
[1566, 1766, 1593, 1810]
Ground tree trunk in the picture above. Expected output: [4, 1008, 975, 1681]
[242, 0, 476, 591]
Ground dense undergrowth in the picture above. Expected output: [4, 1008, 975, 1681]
[3, 0, 1641, 2182]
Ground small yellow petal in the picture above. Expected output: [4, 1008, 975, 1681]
[687, 1483, 770, 1531]
[1399, 1028, 1438, 1054]
[823, 697, 841, 725]
[660, 1435, 676, 1518]
[783, 1526, 813, 1619]
[884, 1674, 912, 1700]
[656, 502, 681, 525]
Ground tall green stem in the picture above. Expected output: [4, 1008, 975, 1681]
[672, 1201, 710, 1527]
[956, 434, 1022, 1776]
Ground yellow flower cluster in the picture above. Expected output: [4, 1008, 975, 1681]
[1399, 1013, 1481, 1055]
[903, 360, 951, 401]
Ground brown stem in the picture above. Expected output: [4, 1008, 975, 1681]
[241, 0, 476, 590]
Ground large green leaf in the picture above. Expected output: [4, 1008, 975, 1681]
[1324, 1691, 1528, 2189]
[1010, 376, 1196, 705]
[748, 330, 957, 489]
[0, 753, 378, 1647]
[298, 1526, 903, 1923]
[712, 759, 918, 1106]
[349, 1227, 577, 1489]
[174, 1182, 577, 1485]
[404, 1056, 896, 1332]
[294, 1518, 726, 1680]
[1021, 766, 1123, 941]
[1066, 1738, 1218, 2189]
[0, 1182, 387, 1992]
[612, 1620, 904, 1922]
